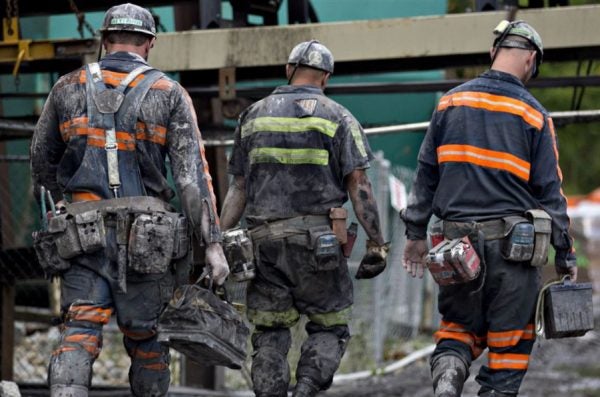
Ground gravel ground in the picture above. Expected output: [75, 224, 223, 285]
[324, 297, 600, 397]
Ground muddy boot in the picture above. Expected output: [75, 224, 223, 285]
[293, 377, 320, 397]
[431, 355, 469, 397]
[50, 384, 88, 397]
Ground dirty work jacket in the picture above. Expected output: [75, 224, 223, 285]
[401, 70, 574, 259]
[31, 51, 221, 243]
[229, 84, 372, 227]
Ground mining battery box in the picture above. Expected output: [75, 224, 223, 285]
[544, 280, 594, 339]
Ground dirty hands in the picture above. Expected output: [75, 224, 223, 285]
[355, 240, 391, 279]
[402, 239, 428, 278]
[555, 251, 578, 282]
[205, 243, 230, 286]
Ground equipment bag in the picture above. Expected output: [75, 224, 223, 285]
[157, 282, 250, 369]
[426, 236, 481, 286]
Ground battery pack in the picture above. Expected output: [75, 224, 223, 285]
[543, 280, 594, 339]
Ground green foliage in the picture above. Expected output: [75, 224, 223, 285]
[531, 61, 600, 195]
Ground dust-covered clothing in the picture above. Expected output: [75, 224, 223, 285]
[401, 70, 575, 395]
[229, 84, 371, 228]
[229, 84, 371, 396]
[31, 51, 219, 396]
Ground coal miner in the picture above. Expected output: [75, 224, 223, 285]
[220, 40, 390, 397]
[401, 21, 577, 397]
[30, 3, 228, 396]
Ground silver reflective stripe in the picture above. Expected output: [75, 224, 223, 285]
[105, 128, 120, 195]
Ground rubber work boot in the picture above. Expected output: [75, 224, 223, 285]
[431, 355, 468, 397]
[50, 384, 88, 397]
[293, 377, 320, 397]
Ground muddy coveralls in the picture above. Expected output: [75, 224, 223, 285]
[228, 84, 372, 396]
[31, 51, 221, 396]
[401, 70, 576, 396]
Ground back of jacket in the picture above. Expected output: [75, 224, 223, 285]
[402, 70, 573, 256]
[228, 85, 372, 227]
[31, 51, 221, 243]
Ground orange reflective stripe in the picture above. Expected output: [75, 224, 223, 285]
[65, 334, 101, 355]
[183, 92, 219, 223]
[435, 320, 485, 358]
[488, 352, 530, 370]
[52, 346, 77, 356]
[134, 350, 161, 360]
[151, 78, 174, 91]
[72, 192, 103, 202]
[69, 305, 112, 324]
[79, 69, 145, 87]
[437, 91, 544, 130]
[437, 144, 530, 181]
[142, 363, 168, 371]
[120, 327, 155, 340]
[135, 122, 167, 145]
[488, 325, 536, 348]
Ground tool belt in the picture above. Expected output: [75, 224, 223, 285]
[249, 214, 341, 272]
[33, 196, 189, 288]
[440, 209, 552, 266]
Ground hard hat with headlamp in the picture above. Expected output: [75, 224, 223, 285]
[492, 20, 543, 78]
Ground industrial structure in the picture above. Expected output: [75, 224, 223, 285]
[0, 0, 599, 394]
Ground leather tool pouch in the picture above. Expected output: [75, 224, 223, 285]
[525, 209, 552, 267]
[51, 214, 83, 259]
[329, 207, 348, 244]
[75, 210, 106, 253]
[32, 229, 71, 276]
[308, 225, 340, 271]
[128, 212, 175, 274]
[426, 236, 481, 286]
[501, 216, 534, 262]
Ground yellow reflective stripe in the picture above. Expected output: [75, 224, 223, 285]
[349, 122, 367, 158]
[247, 308, 300, 328]
[250, 147, 329, 166]
[308, 306, 352, 327]
[241, 116, 339, 139]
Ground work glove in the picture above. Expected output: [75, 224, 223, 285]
[402, 239, 428, 279]
[555, 250, 578, 282]
[355, 240, 391, 279]
[205, 242, 230, 286]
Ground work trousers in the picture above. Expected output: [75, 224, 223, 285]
[247, 230, 353, 397]
[48, 228, 174, 396]
[432, 239, 541, 395]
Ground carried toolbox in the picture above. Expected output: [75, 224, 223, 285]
[541, 277, 594, 339]
[157, 282, 250, 369]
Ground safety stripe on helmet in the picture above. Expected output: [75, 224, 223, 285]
[437, 91, 544, 130]
[437, 144, 531, 181]
[249, 147, 329, 166]
[488, 352, 530, 370]
[241, 116, 339, 139]
[308, 306, 352, 328]
[247, 307, 300, 328]
[487, 324, 535, 348]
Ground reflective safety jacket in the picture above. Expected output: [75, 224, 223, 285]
[229, 84, 372, 227]
[31, 51, 221, 243]
[402, 70, 574, 257]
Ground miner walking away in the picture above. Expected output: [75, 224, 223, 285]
[401, 20, 577, 397]
[220, 40, 390, 397]
[30, 3, 228, 396]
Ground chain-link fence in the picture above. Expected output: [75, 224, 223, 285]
[1, 144, 437, 389]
